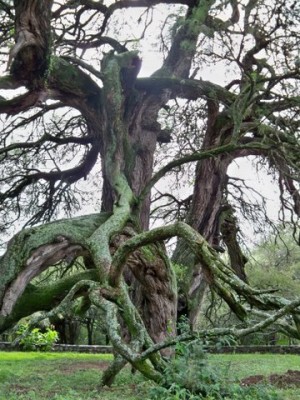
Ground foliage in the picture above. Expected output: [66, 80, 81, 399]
[149, 342, 280, 399]
[172, 262, 190, 286]
[1, 351, 299, 400]
[247, 228, 300, 299]
[194, 227, 300, 345]
[0, 351, 143, 400]
[15, 323, 59, 352]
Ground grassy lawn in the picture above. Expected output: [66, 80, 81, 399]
[209, 354, 300, 400]
[0, 352, 146, 400]
[209, 353, 300, 378]
[0, 352, 299, 399]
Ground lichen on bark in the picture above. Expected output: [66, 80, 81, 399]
[0, 213, 109, 318]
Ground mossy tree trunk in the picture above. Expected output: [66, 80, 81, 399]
[173, 102, 234, 327]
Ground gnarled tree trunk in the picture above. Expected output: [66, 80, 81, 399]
[173, 102, 234, 327]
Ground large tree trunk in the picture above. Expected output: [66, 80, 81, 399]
[110, 230, 177, 348]
[173, 102, 233, 327]
[96, 52, 178, 346]
[10, 0, 53, 85]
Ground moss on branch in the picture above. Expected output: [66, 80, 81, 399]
[0, 213, 110, 317]
[87, 175, 134, 276]
[93, 294, 163, 383]
[137, 297, 300, 359]
[109, 221, 300, 326]
[47, 56, 101, 98]
[0, 269, 99, 333]
[136, 77, 235, 105]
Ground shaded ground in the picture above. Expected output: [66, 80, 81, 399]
[241, 370, 300, 388]
[61, 360, 111, 374]
[45, 361, 300, 389]
[61, 362, 300, 389]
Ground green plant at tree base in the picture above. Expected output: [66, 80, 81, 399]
[149, 341, 280, 400]
[15, 323, 59, 351]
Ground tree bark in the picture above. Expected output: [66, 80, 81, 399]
[220, 203, 248, 282]
[10, 0, 53, 85]
[173, 102, 234, 327]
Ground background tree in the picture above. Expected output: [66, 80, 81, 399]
[194, 227, 300, 345]
[0, 0, 299, 388]
[248, 228, 300, 299]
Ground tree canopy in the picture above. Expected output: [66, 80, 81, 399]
[0, 0, 299, 388]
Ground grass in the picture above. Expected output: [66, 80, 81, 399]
[0, 352, 146, 400]
[209, 353, 300, 377]
[209, 354, 300, 400]
[0, 352, 299, 399]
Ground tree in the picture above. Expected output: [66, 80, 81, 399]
[248, 228, 300, 299]
[193, 227, 300, 345]
[0, 0, 299, 388]
[246, 228, 300, 344]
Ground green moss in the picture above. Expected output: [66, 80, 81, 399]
[102, 56, 123, 114]
[0, 270, 101, 333]
[47, 56, 100, 97]
[141, 246, 156, 263]
[101, 51, 139, 114]
[157, 244, 177, 296]
[0, 213, 110, 303]
[172, 262, 188, 284]
[180, 39, 196, 52]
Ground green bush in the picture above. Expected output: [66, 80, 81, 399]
[149, 341, 281, 400]
[15, 323, 59, 351]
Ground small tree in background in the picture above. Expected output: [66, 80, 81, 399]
[15, 323, 59, 352]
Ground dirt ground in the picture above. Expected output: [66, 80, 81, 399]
[61, 361, 111, 373]
[241, 370, 300, 388]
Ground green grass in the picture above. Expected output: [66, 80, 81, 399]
[208, 354, 300, 400]
[0, 352, 146, 400]
[209, 353, 300, 377]
[0, 352, 299, 399]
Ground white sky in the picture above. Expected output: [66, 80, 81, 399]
[0, 3, 294, 250]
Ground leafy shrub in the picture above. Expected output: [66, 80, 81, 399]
[149, 341, 281, 400]
[15, 323, 59, 351]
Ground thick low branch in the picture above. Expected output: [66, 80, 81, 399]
[109, 221, 300, 322]
[137, 296, 300, 359]
[246, 308, 300, 340]
[0, 213, 110, 317]
[136, 77, 235, 106]
[91, 293, 163, 383]
[0, 269, 99, 333]
[1, 240, 82, 317]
